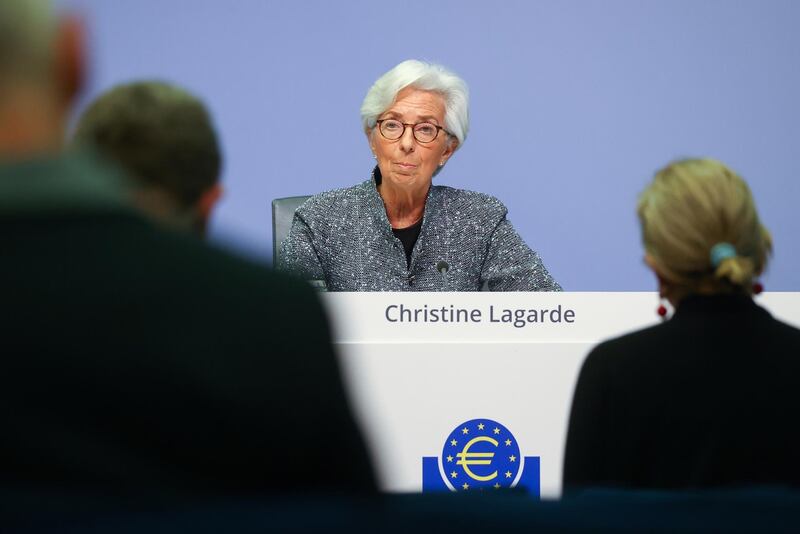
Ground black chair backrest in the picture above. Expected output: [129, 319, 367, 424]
[272, 195, 311, 265]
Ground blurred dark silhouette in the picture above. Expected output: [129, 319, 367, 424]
[564, 159, 800, 491]
[0, 0, 375, 522]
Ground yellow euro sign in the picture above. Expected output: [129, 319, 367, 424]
[456, 436, 498, 481]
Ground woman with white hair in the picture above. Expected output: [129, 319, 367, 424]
[563, 158, 800, 490]
[280, 59, 560, 291]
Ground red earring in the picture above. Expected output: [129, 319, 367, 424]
[753, 281, 764, 295]
[657, 304, 668, 318]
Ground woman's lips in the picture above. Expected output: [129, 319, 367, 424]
[395, 162, 417, 169]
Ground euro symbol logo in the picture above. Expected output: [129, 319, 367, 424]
[456, 436, 498, 481]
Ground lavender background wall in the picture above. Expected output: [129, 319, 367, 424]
[55, 0, 800, 290]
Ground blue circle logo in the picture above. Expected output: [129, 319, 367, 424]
[439, 419, 523, 491]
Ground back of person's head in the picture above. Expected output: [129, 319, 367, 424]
[73, 81, 222, 235]
[0, 0, 83, 159]
[638, 158, 772, 295]
[0, 0, 53, 80]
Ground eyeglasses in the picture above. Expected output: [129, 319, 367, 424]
[376, 119, 450, 143]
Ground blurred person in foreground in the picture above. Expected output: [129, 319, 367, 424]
[279, 59, 561, 291]
[0, 0, 374, 518]
[73, 80, 223, 236]
[563, 158, 800, 491]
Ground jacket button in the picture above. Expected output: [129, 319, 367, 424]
[408, 275, 415, 287]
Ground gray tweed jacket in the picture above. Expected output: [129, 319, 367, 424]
[279, 170, 561, 291]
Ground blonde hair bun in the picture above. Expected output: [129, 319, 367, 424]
[638, 158, 772, 293]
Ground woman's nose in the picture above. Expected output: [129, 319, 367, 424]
[399, 127, 415, 152]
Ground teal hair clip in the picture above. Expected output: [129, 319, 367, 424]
[710, 242, 736, 268]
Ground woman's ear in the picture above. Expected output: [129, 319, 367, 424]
[644, 254, 670, 299]
[366, 128, 377, 157]
[440, 137, 458, 164]
[643, 254, 658, 272]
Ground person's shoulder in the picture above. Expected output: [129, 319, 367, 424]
[586, 321, 671, 368]
[762, 309, 800, 343]
[137, 221, 316, 300]
[432, 185, 507, 217]
[296, 180, 373, 217]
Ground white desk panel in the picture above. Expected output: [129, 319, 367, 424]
[322, 292, 800, 497]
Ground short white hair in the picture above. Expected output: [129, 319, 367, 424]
[0, 0, 55, 83]
[360, 59, 469, 147]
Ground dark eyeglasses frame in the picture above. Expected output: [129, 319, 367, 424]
[375, 119, 451, 143]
